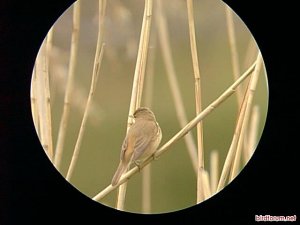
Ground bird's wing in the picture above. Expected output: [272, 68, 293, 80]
[131, 122, 157, 161]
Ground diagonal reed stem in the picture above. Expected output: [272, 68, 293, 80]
[66, 0, 106, 181]
[93, 61, 256, 201]
[229, 53, 263, 180]
[217, 53, 262, 191]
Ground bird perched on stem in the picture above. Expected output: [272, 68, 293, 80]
[111, 107, 162, 186]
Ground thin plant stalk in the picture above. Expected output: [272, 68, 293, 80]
[186, 0, 205, 203]
[93, 61, 256, 201]
[141, 33, 156, 214]
[225, 6, 242, 106]
[216, 88, 248, 192]
[229, 93, 250, 181]
[44, 33, 54, 161]
[217, 53, 262, 191]
[66, 43, 105, 181]
[201, 170, 212, 199]
[243, 37, 257, 69]
[142, 164, 151, 213]
[31, 66, 39, 137]
[54, 1, 81, 169]
[230, 53, 263, 180]
[34, 42, 53, 160]
[66, 0, 106, 181]
[210, 150, 219, 194]
[156, 0, 198, 173]
[116, 0, 153, 211]
[244, 105, 260, 163]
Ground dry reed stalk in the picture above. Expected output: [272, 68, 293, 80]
[225, 6, 243, 106]
[216, 87, 248, 192]
[31, 66, 39, 135]
[243, 37, 257, 69]
[230, 53, 263, 180]
[217, 53, 262, 191]
[116, 0, 153, 211]
[93, 61, 256, 201]
[54, 1, 81, 169]
[228, 92, 250, 181]
[142, 164, 151, 213]
[65, 0, 106, 181]
[34, 42, 53, 160]
[141, 34, 156, 214]
[244, 105, 260, 163]
[186, 0, 205, 203]
[241, 38, 258, 162]
[44, 36, 54, 161]
[210, 150, 219, 194]
[156, 0, 198, 173]
[201, 170, 212, 199]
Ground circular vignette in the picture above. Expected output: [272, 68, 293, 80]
[30, 0, 268, 214]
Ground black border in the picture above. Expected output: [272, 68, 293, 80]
[0, 0, 298, 224]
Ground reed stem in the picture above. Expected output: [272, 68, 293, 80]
[116, 0, 153, 211]
[186, 0, 205, 203]
[54, 1, 81, 169]
[156, 0, 198, 173]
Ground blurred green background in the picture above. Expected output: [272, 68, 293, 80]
[34, 0, 268, 214]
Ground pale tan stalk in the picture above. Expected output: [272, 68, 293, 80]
[54, 2, 81, 169]
[186, 0, 205, 203]
[225, 6, 242, 106]
[93, 62, 256, 201]
[210, 150, 219, 194]
[142, 33, 156, 214]
[228, 90, 249, 181]
[66, 0, 106, 181]
[243, 38, 257, 69]
[31, 66, 39, 135]
[44, 30, 54, 161]
[217, 53, 262, 191]
[216, 89, 248, 192]
[230, 53, 263, 180]
[201, 170, 212, 199]
[116, 0, 153, 211]
[156, 0, 198, 173]
[66, 43, 105, 181]
[35, 54, 46, 151]
[34, 41, 53, 159]
[142, 164, 151, 213]
[244, 105, 260, 163]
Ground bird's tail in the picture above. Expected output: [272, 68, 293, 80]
[111, 162, 127, 186]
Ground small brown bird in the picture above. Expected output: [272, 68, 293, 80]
[111, 107, 162, 186]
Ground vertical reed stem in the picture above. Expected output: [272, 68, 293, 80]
[156, 0, 198, 173]
[244, 105, 260, 163]
[225, 6, 242, 106]
[210, 150, 219, 194]
[116, 0, 153, 211]
[54, 1, 81, 169]
[186, 0, 205, 203]
[142, 33, 156, 213]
